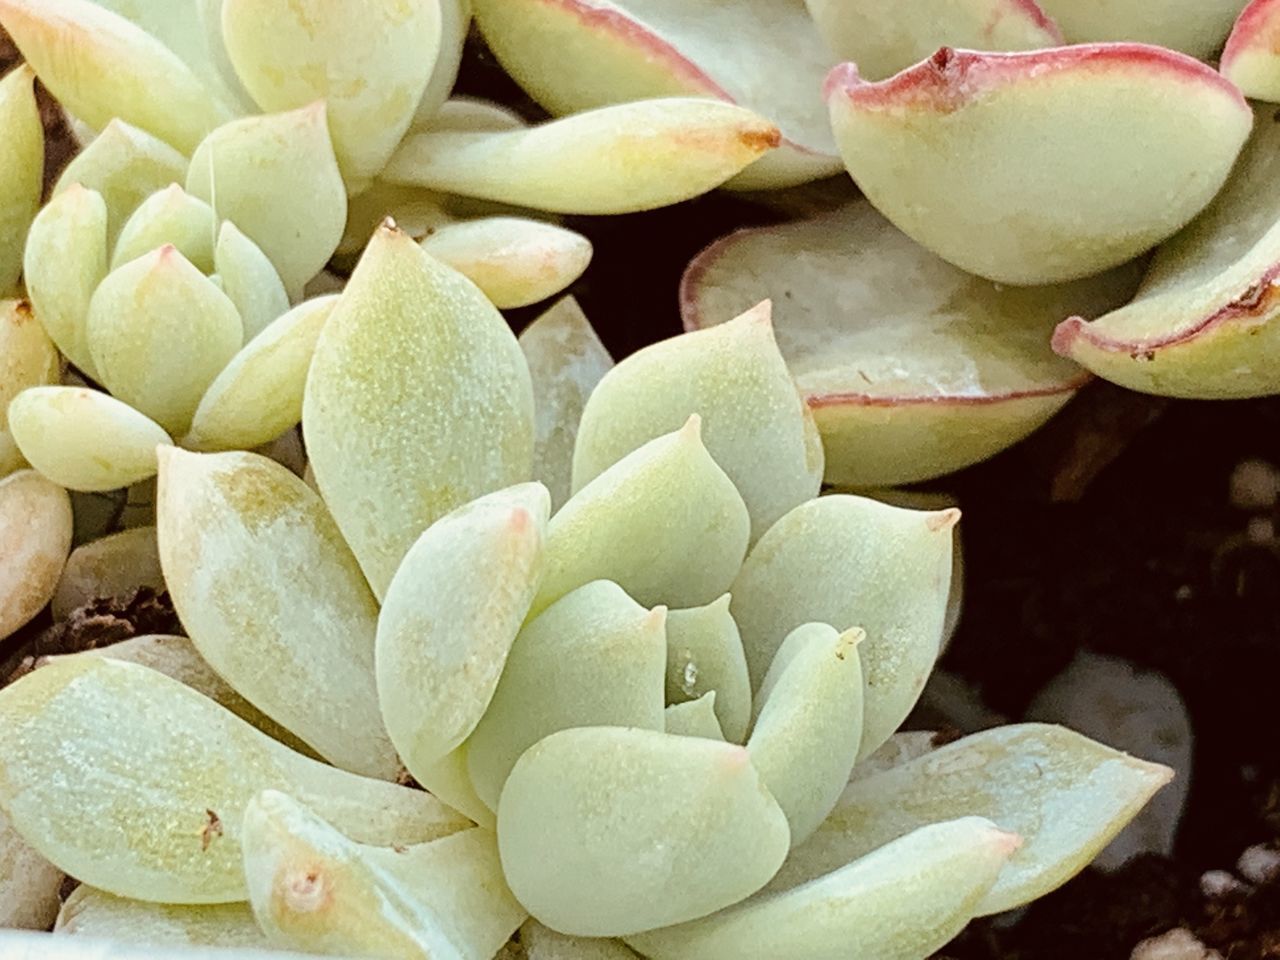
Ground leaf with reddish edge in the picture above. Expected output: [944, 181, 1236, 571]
[1053, 102, 1280, 398]
[1222, 0, 1280, 102]
[825, 45, 1252, 285]
[804, 0, 1062, 82]
[1037, 0, 1249, 60]
[471, 0, 840, 190]
[681, 201, 1142, 488]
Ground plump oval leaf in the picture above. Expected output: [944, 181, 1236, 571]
[467, 579, 667, 811]
[378, 483, 549, 779]
[1224, 0, 1280, 101]
[0, 300, 61, 477]
[0, 470, 71, 640]
[1037, 0, 1247, 59]
[682, 202, 1144, 486]
[0, 657, 469, 903]
[770, 723, 1173, 915]
[57, 887, 268, 949]
[665, 594, 752, 744]
[212, 221, 289, 342]
[826, 45, 1253, 285]
[9, 387, 172, 492]
[0, 65, 42, 295]
[730, 494, 956, 757]
[497, 726, 791, 937]
[303, 224, 534, 598]
[574, 301, 822, 542]
[157, 447, 396, 779]
[384, 99, 780, 215]
[415, 0, 472, 127]
[111, 184, 216, 272]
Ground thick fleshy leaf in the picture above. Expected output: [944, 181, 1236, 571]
[213, 222, 289, 341]
[384, 99, 781, 215]
[521, 920, 641, 960]
[221, 0, 440, 192]
[826, 46, 1253, 285]
[805, 0, 1061, 81]
[0, 65, 42, 295]
[0, 470, 72, 640]
[518, 297, 613, 511]
[534, 418, 750, 612]
[574, 302, 822, 541]
[243, 790, 525, 960]
[682, 202, 1143, 485]
[56, 887, 268, 948]
[0, 931, 334, 959]
[421, 217, 593, 309]
[186, 104, 347, 297]
[471, 0, 838, 190]
[665, 594, 752, 744]
[184, 296, 337, 452]
[1037, 0, 1248, 59]
[23, 185, 109, 377]
[770, 723, 1173, 915]
[111, 184, 216, 272]
[52, 120, 188, 245]
[0, 812, 63, 931]
[429, 96, 527, 134]
[1224, 1, 1280, 101]
[415, 0, 472, 126]
[86, 246, 242, 435]
[627, 817, 1019, 960]
[303, 224, 535, 598]
[378, 483, 549, 778]
[0, 657, 469, 903]
[1053, 102, 1280, 399]
[412, 745, 495, 830]
[51, 527, 161, 617]
[467, 580, 667, 811]
[748, 623, 864, 846]
[730, 494, 956, 757]
[157, 447, 396, 779]
[8, 387, 172, 492]
[0, 300, 61, 476]
[55, 634, 314, 755]
[665, 692, 724, 741]
[0, 0, 227, 153]
[497, 727, 791, 937]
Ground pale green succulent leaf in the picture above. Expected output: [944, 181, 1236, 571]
[518, 296, 613, 512]
[1039, 0, 1245, 59]
[497, 727, 791, 937]
[243, 790, 525, 960]
[212, 221, 289, 342]
[520, 920, 641, 960]
[574, 301, 822, 542]
[156, 447, 397, 779]
[411, 745, 496, 831]
[0, 65, 42, 295]
[186, 104, 347, 298]
[0, 470, 73, 641]
[748, 623, 864, 846]
[414, 0, 472, 127]
[111, 184, 216, 272]
[383, 99, 781, 215]
[0, 930, 342, 959]
[0, 299, 62, 477]
[467, 580, 667, 811]
[848, 730, 940, 783]
[665, 692, 724, 741]
[770, 723, 1174, 916]
[0, 657, 468, 903]
[379, 483, 549, 780]
[664, 594, 752, 744]
[8, 387, 171, 492]
[0, 0, 228, 154]
[184, 295, 336, 452]
[86, 246, 242, 435]
[626, 817, 1019, 960]
[56, 886, 268, 949]
[302, 224, 535, 598]
[535, 417, 750, 613]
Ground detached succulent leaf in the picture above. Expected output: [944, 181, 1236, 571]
[497, 727, 791, 937]
[771, 723, 1174, 915]
[467, 580, 667, 811]
[665, 594, 752, 745]
[1223, 0, 1280, 101]
[0, 470, 72, 641]
[682, 201, 1143, 486]
[0, 300, 62, 477]
[0, 812, 63, 931]
[213, 221, 290, 341]
[1037, 0, 1248, 59]
[574, 301, 823, 542]
[157, 447, 398, 780]
[51, 528, 163, 619]
[0, 657, 468, 903]
[186, 104, 347, 297]
[627, 817, 1019, 960]
[56, 887, 268, 948]
[1054, 102, 1280, 398]
[384, 99, 781, 215]
[518, 296, 613, 511]
[378, 483, 549, 781]
[243, 791, 525, 960]
[730, 495, 956, 758]
[0, 65, 42, 296]
[8, 387, 172, 492]
[0, 0, 228, 153]
[303, 225, 534, 598]
[826, 46, 1253, 284]
[111, 184, 216, 273]
[221, 0, 441, 192]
